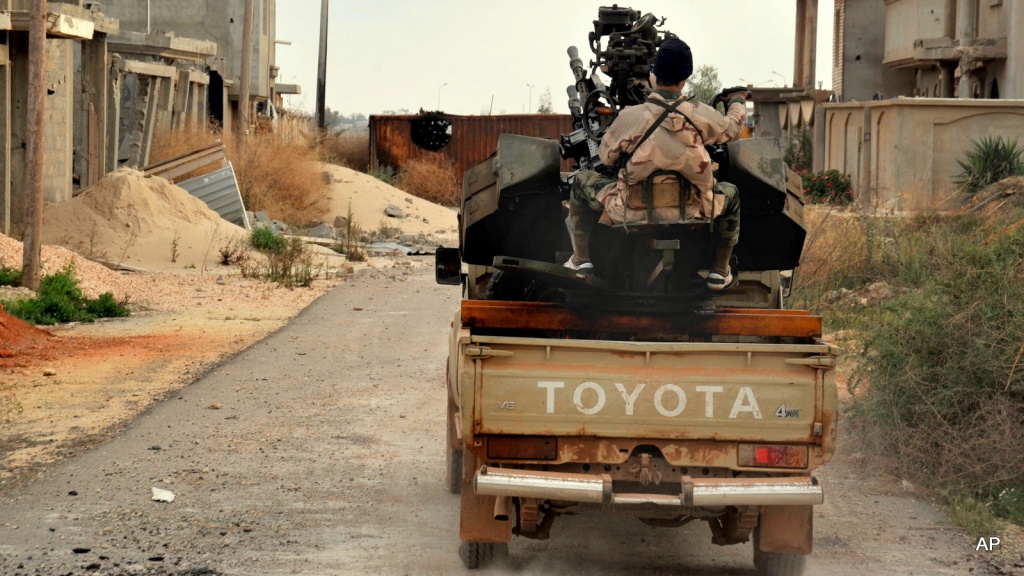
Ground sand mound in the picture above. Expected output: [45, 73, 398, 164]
[43, 169, 247, 271]
[320, 163, 458, 236]
[0, 234, 136, 300]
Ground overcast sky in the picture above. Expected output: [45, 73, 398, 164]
[275, 0, 835, 117]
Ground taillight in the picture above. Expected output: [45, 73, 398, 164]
[487, 436, 558, 461]
[738, 444, 808, 469]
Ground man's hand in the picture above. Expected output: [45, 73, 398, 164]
[711, 86, 751, 108]
[723, 89, 751, 101]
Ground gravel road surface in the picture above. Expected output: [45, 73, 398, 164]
[0, 266, 1000, 575]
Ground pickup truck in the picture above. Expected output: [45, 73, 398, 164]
[434, 132, 837, 576]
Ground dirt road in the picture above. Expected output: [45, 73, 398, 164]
[0, 266, 1005, 575]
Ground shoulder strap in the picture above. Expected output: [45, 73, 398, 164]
[648, 98, 706, 143]
[619, 97, 704, 185]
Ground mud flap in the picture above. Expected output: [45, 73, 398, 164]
[459, 451, 512, 543]
[758, 505, 813, 555]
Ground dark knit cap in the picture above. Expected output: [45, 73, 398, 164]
[653, 38, 693, 85]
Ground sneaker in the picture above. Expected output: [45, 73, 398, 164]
[564, 258, 594, 273]
[707, 268, 739, 291]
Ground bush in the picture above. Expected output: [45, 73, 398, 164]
[337, 203, 366, 262]
[150, 123, 330, 226]
[393, 153, 460, 206]
[249, 226, 286, 254]
[320, 131, 370, 171]
[800, 169, 854, 205]
[957, 136, 1024, 195]
[0, 262, 23, 287]
[3, 265, 130, 325]
[372, 165, 395, 186]
[242, 237, 323, 287]
[827, 199, 1024, 528]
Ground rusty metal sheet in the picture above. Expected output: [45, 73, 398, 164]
[370, 114, 575, 180]
[461, 301, 823, 338]
[758, 505, 814, 554]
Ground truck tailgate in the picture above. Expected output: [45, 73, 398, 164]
[465, 336, 833, 443]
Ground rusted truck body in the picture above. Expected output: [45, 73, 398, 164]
[442, 293, 838, 574]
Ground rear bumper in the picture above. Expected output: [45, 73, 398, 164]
[474, 466, 824, 509]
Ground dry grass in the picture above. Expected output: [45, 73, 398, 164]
[801, 189, 1024, 529]
[319, 131, 370, 172]
[150, 124, 329, 226]
[393, 153, 461, 207]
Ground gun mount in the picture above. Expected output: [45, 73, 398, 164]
[562, 7, 676, 171]
[454, 5, 808, 309]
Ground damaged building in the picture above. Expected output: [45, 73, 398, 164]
[0, 0, 299, 236]
[823, 0, 1024, 209]
[833, 0, 1024, 101]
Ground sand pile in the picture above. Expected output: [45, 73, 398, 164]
[0, 234, 136, 300]
[319, 163, 458, 236]
[43, 169, 247, 271]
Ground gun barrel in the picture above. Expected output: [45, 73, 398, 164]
[567, 45, 590, 104]
[566, 86, 583, 120]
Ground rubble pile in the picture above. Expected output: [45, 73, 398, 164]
[42, 169, 247, 271]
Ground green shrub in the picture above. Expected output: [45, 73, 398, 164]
[844, 207, 1024, 527]
[241, 237, 323, 288]
[2, 265, 130, 325]
[249, 225, 286, 254]
[945, 495, 1003, 537]
[86, 292, 132, 319]
[0, 262, 23, 287]
[957, 136, 1024, 195]
[800, 169, 854, 204]
[372, 165, 395, 185]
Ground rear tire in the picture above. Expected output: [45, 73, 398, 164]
[459, 541, 508, 570]
[753, 526, 807, 576]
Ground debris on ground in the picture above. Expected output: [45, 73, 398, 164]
[151, 487, 175, 503]
[42, 169, 247, 271]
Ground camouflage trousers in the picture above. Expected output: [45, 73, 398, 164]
[569, 171, 741, 247]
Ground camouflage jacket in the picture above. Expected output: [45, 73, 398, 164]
[596, 91, 746, 224]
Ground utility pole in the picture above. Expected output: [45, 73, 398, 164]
[237, 0, 255, 146]
[527, 83, 535, 113]
[23, 0, 46, 291]
[315, 0, 329, 130]
[437, 83, 447, 110]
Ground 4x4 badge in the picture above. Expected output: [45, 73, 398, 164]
[774, 404, 800, 418]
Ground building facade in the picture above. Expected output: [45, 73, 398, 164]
[100, 0, 281, 108]
[833, 0, 1024, 101]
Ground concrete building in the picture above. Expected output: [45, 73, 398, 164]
[822, 98, 1024, 209]
[100, 0, 288, 126]
[832, 0, 1024, 101]
[2, 1, 120, 233]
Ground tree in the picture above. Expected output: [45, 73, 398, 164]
[537, 87, 555, 114]
[685, 65, 721, 106]
[323, 107, 345, 131]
